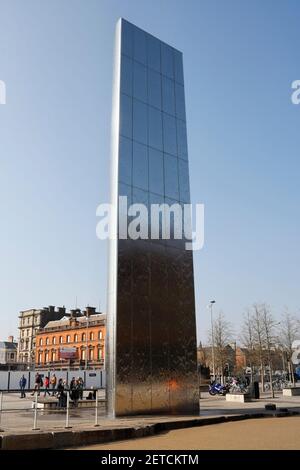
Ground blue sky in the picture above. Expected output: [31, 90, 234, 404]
[1, 0, 300, 343]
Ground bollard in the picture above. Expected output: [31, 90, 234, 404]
[0, 391, 3, 431]
[253, 381, 260, 399]
[65, 391, 72, 429]
[32, 392, 40, 430]
[95, 389, 99, 427]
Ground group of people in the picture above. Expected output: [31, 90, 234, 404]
[19, 372, 57, 398]
[19, 373, 85, 406]
[30, 373, 58, 396]
[56, 377, 84, 408]
[18, 374, 99, 409]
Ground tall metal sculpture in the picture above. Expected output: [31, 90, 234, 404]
[106, 18, 199, 416]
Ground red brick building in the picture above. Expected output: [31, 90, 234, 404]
[35, 307, 106, 370]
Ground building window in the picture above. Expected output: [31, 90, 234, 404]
[89, 349, 94, 360]
[51, 351, 56, 362]
[59, 336, 63, 344]
[10, 353, 14, 360]
[90, 332, 94, 341]
[45, 352, 49, 363]
[66, 335, 71, 343]
[39, 338, 43, 346]
[52, 337, 56, 345]
[82, 333, 86, 341]
[46, 337, 49, 345]
[38, 353, 42, 364]
[98, 348, 103, 360]
[74, 334, 78, 342]
[81, 349, 85, 360]
[98, 330, 103, 340]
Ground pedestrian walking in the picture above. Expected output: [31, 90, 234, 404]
[44, 375, 50, 396]
[31, 373, 43, 396]
[50, 373, 57, 396]
[19, 374, 27, 398]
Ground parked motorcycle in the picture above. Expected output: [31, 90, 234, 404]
[208, 381, 229, 396]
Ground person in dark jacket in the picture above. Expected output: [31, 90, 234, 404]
[70, 379, 80, 407]
[19, 375, 27, 398]
[70, 377, 76, 394]
[77, 377, 84, 400]
[57, 378, 65, 408]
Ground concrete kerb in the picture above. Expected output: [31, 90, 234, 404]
[1, 411, 300, 450]
[0, 432, 54, 450]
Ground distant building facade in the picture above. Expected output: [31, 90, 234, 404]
[198, 343, 247, 377]
[0, 336, 18, 367]
[35, 307, 106, 370]
[235, 346, 249, 370]
[17, 305, 79, 365]
[197, 343, 284, 377]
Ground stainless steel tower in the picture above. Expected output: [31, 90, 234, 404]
[106, 18, 199, 416]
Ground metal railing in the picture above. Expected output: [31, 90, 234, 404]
[0, 388, 106, 432]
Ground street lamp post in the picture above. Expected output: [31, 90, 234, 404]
[209, 301, 216, 381]
[85, 311, 90, 370]
[266, 322, 281, 399]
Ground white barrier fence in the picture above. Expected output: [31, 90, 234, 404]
[0, 369, 106, 390]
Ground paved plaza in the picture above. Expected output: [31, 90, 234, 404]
[1, 391, 300, 435]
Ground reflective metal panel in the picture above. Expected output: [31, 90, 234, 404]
[164, 154, 179, 200]
[163, 113, 177, 157]
[149, 148, 164, 196]
[133, 98, 147, 145]
[148, 69, 162, 109]
[133, 61, 147, 103]
[162, 76, 176, 116]
[148, 107, 163, 151]
[107, 18, 199, 417]
[176, 118, 188, 160]
[133, 141, 148, 191]
[147, 35, 161, 72]
[161, 42, 175, 79]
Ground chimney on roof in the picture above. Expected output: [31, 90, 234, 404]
[8, 335, 14, 343]
[86, 306, 96, 317]
[49, 305, 55, 314]
[58, 307, 66, 316]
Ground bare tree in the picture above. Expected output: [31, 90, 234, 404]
[278, 310, 300, 385]
[240, 309, 256, 382]
[209, 312, 233, 383]
[251, 304, 267, 391]
[260, 304, 278, 398]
